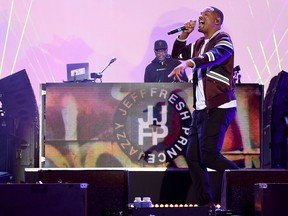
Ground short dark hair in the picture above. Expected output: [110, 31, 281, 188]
[210, 6, 224, 24]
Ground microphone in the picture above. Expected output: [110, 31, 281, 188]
[167, 26, 187, 35]
[109, 57, 117, 64]
[91, 57, 117, 81]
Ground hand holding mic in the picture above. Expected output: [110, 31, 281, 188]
[167, 20, 197, 35]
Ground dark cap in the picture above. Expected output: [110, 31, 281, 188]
[154, 40, 168, 50]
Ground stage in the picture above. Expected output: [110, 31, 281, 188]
[7, 168, 284, 216]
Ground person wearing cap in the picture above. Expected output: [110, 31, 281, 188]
[144, 39, 188, 82]
[169, 6, 239, 206]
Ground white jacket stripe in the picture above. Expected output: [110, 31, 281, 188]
[207, 71, 230, 86]
[215, 40, 234, 50]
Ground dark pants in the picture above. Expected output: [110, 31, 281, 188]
[186, 107, 239, 205]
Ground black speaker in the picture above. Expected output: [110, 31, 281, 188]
[0, 183, 88, 216]
[128, 169, 223, 205]
[0, 69, 39, 182]
[254, 183, 288, 216]
[132, 206, 215, 216]
[25, 169, 129, 216]
[221, 169, 288, 216]
[263, 70, 288, 168]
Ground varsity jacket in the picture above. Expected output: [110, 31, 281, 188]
[144, 55, 188, 82]
[171, 31, 236, 109]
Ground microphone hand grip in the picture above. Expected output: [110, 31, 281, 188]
[167, 26, 186, 35]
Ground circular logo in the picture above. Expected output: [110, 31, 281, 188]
[113, 86, 192, 166]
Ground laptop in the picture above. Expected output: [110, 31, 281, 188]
[66, 63, 89, 82]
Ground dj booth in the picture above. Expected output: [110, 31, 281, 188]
[39, 82, 263, 169]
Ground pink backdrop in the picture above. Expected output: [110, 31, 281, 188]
[0, 0, 287, 104]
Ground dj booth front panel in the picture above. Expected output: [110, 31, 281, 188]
[40, 82, 263, 169]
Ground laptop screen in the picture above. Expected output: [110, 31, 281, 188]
[66, 63, 89, 82]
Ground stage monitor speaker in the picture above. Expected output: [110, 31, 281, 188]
[254, 183, 288, 216]
[221, 169, 288, 216]
[0, 183, 88, 216]
[263, 70, 288, 168]
[132, 206, 215, 216]
[128, 169, 223, 205]
[26, 169, 129, 216]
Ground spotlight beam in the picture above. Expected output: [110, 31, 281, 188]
[0, 0, 15, 77]
[10, 0, 33, 75]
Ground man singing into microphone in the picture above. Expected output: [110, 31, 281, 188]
[169, 6, 239, 206]
[144, 39, 188, 82]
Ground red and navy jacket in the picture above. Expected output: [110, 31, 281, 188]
[172, 31, 236, 110]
